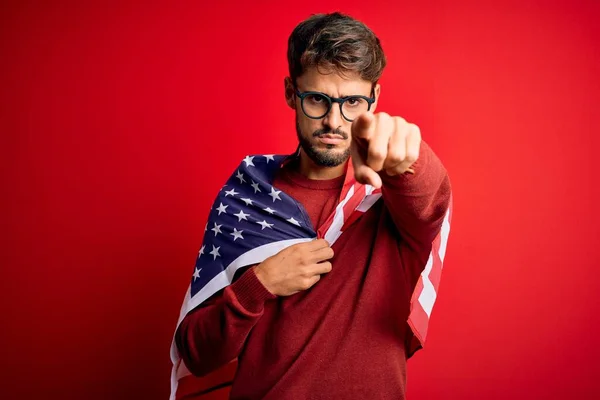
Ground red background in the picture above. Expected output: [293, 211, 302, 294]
[2, 0, 599, 399]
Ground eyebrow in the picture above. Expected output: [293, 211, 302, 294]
[301, 88, 364, 98]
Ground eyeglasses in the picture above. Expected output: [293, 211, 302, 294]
[295, 88, 376, 122]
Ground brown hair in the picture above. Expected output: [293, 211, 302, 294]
[287, 12, 386, 85]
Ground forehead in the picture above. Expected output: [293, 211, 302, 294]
[296, 66, 372, 96]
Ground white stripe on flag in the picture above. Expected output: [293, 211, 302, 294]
[356, 193, 382, 212]
[185, 238, 313, 316]
[417, 254, 436, 317]
[324, 186, 356, 244]
[439, 209, 451, 263]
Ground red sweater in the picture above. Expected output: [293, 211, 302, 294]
[176, 141, 451, 399]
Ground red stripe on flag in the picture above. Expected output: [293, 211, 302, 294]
[176, 361, 236, 400]
[335, 183, 366, 233]
[340, 210, 364, 231]
[407, 198, 453, 350]
[318, 183, 364, 238]
[344, 184, 365, 217]
[407, 296, 429, 347]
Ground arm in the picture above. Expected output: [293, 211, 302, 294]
[176, 239, 335, 377]
[350, 112, 451, 253]
[175, 267, 275, 377]
[380, 140, 451, 252]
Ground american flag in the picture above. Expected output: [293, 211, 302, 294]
[189, 153, 319, 301]
[169, 152, 452, 400]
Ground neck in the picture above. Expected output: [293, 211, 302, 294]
[296, 150, 347, 180]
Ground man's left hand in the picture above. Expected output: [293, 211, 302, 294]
[350, 112, 421, 189]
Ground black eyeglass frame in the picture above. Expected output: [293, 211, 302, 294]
[294, 87, 376, 122]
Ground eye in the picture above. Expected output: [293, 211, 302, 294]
[306, 94, 326, 104]
[345, 97, 365, 107]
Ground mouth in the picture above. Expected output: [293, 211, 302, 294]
[317, 134, 345, 145]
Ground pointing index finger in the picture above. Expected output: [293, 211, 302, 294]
[351, 112, 375, 140]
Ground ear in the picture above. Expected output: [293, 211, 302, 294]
[284, 77, 296, 110]
[370, 83, 381, 113]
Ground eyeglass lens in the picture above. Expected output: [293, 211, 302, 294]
[301, 93, 370, 121]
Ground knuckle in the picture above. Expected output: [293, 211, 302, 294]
[395, 116, 407, 124]
[410, 123, 421, 137]
[368, 148, 385, 161]
[300, 255, 310, 266]
[386, 152, 403, 165]
[396, 125, 408, 138]
[405, 151, 418, 163]
[301, 265, 313, 276]
[303, 277, 316, 289]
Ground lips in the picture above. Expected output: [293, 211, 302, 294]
[318, 134, 345, 140]
[317, 135, 345, 145]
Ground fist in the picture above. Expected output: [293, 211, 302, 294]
[350, 112, 421, 189]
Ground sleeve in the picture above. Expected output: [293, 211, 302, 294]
[380, 140, 452, 358]
[380, 140, 452, 255]
[175, 266, 276, 377]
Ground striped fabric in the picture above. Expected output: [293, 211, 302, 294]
[169, 153, 452, 399]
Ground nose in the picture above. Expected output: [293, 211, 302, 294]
[322, 103, 343, 131]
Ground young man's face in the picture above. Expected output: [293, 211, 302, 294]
[285, 67, 380, 168]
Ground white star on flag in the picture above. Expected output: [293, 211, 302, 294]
[198, 245, 205, 256]
[257, 220, 274, 230]
[269, 187, 282, 202]
[234, 209, 250, 222]
[225, 188, 239, 197]
[193, 267, 201, 281]
[211, 222, 223, 236]
[263, 207, 276, 214]
[241, 198, 253, 206]
[264, 155, 275, 163]
[243, 156, 255, 167]
[209, 245, 221, 260]
[251, 181, 261, 193]
[287, 217, 301, 226]
[216, 203, 228, 215]
[236, 171, 245, 184]
[230, 228, 244, 241]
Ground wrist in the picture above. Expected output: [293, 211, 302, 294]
[253, 264, 276, 296]
[230, 266, 277, 313]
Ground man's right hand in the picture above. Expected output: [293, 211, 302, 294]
[253, 239, 334, 296]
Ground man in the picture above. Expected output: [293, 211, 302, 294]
[171, 11, 452, 400]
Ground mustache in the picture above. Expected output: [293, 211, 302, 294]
[312, 127, 349, 140]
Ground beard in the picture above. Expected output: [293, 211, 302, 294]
[295, 118, 351, 167]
